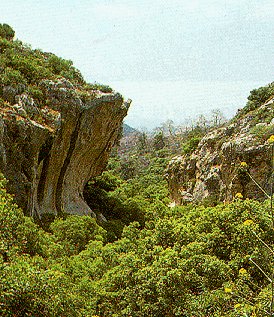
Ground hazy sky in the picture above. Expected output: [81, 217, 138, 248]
[1, 0, 273, 129]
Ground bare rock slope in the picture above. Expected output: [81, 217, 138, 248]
[0, 79, 130, 217]
[167, 97, 274, 205]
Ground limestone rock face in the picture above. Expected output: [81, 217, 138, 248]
[0, 79, 130, 217]
[167, 98, 274, 205]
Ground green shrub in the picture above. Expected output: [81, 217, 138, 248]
[27, 85, 44, 105]
[9, 54, 52, 83]
[0, 176, 25, 259]
[237, 82, 274, 117]
[182, 135, 201, 154]
[247, 83, 274, 108]
[0, 175, 51, 259]
[86, 82, 113, 93]
[0, 67, 27, 87]
[0, 23, 15, 41]
[50, 215, 106, 255]
[0, 40, 12, 56]
[47, 54, 72, 75]
[250, 123, 274, 142]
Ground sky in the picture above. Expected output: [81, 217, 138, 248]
[1, 0, 273, 129]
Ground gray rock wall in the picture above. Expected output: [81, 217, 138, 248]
[167, 99, 274, 205]
[0, 79, 130, 217]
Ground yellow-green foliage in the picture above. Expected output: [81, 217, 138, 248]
[0, 24, 15, 40]
[236, 82, 274, 118]
[50, 215, 106, 255]
[0, 24, 113, 109]
[250, 123, 274, 142]
[0, 170, 273, 316]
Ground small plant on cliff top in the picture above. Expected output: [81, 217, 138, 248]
[85, 82, 113, 93]
[236, 82, 274, 117]
[181, 127, 203, 155]
[0, 23, 15, 41]
[182, 135, 201, 154]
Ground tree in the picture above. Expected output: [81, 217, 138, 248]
[196, 114, 208, 131]
[137, 131, 148, 153]
[210, 108, 226, 127]
[153, 131, 165, 150]
[160, 119, 175, 137]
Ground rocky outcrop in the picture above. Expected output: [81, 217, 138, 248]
[0, 79, 130, 217]
[167, 98, 274, 205]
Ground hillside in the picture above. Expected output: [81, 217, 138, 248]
[167, 83, 274, 206]
[123, 123, 137, 136]
[0, 24, 130, 218]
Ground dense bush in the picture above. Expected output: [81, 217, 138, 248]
[50, 215, 106, 255]
[0, 256, 80, 317]
[237, 82, 274, 117]
[59, 199, 273, 316]
[0, 24, 113, 111]
[0, 23, 15, 40]
[0, 169, 273, 316]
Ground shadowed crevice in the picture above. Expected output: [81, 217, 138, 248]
[55, 113, 83, 214]
[37, 136, 53, 205]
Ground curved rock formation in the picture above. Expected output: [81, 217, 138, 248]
[0, 79, 130, 217]
[167, 97, 274, 205]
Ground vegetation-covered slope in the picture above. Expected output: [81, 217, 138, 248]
[0, 173, 273, 316]
[0, 24, 113, 107]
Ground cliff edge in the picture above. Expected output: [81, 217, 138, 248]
[0, 24, 130, 217]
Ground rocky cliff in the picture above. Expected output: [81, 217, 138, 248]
[0, 25, 130, 217]
[0, 80, 130, 218]
[167, 95, 274, 205]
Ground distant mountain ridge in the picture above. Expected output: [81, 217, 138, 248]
[123, 123, 137, 136]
